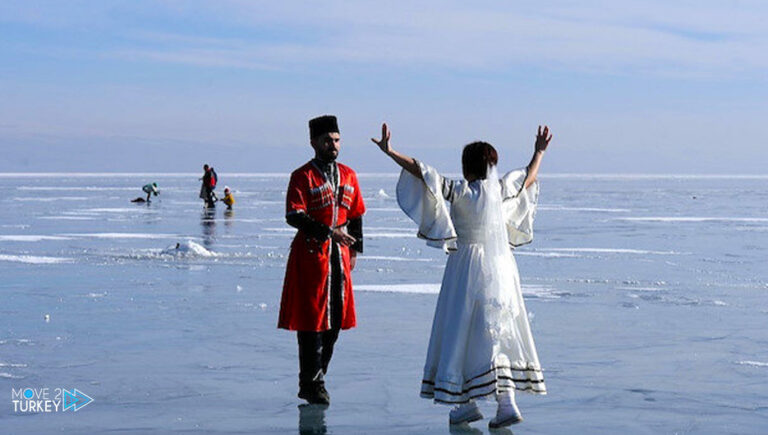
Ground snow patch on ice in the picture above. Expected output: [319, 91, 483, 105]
[539, 206, 631, 213]
[356, 283, 563, 298]
[0, 254, 73, 264]
[0, 372, 24, 379]
[735, 360, 768, 368]
[356, 283, 440, 294]
[38, 216, 97, 221]
[0, 235, 72, 242]
[619, 217, 768, 223]
[358, 255, 432, 262]
[84, 207, 154, 213]
[543, 248, 684, 255]
[365, 233, 414, 239]
[10, 196, 90, 202]
[18, 186, 135, 191]
[160, 240, 217, 257]
[515, 251, 580, 258]
[63, 232, 178, 239]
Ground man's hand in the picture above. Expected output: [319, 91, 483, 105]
[535, 125, 553, 153]
[350, 250, 357, 271]
[332, 228, 356, 247]
[370, 123, 392, 154]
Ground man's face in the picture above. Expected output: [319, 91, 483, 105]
[311, 132, 341, 162]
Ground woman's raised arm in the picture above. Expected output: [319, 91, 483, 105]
[523, 125, 553, 189]
[371, 123, 422, 179]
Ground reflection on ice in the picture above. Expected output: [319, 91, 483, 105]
[200, 208, 216, 247]
[298, 404, 328, 435]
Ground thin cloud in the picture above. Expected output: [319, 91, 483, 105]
[2, 1, 766, 78]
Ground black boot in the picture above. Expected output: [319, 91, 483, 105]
[298, 382, 330, 405]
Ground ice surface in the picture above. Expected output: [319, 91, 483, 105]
[1, 173, 767, 433]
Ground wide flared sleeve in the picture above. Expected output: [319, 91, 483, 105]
[500, 167, 540, 248]
[396, 160, 457, 252]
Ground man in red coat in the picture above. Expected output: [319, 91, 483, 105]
[278, 115, 366, 405]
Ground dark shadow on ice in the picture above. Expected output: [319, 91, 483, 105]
[298, 404, 328, 435]
[200, 208, 216, 247]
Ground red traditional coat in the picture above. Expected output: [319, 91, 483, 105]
[278, 161, 366, 331]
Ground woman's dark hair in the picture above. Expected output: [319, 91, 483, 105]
[462, 141, 498, 180]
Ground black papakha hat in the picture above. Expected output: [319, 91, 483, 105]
[309, 115, 339, 139]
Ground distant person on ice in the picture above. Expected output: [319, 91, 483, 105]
[131, 182, 159, 203]
[372, 123, 552, 428]
[278, 115, 366, 405]
[221, 186, 235, 210]
[209, 166, 219, 202]
[199, 164, 217, 207]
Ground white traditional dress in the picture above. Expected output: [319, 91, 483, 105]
[396, 161, 546, 405]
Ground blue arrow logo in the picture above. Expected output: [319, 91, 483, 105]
[62, 388, 94, 412]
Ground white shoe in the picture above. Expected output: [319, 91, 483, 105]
[449, 401, 483, 425]
[488, 403, 523, 428]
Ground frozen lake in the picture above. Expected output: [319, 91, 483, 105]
[1, 171, 767, 433]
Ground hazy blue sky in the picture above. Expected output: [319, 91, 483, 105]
[1, 1, 766, 173]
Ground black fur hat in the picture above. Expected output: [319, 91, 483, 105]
[309, 115, 339, 139]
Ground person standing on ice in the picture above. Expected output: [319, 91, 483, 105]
[278, 115, 366, 405]
[199, 164, 216, 207]
[371, 123, 551, 428]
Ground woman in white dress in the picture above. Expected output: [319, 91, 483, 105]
[371, 123, 552, 428]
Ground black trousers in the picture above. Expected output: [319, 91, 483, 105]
[297, 243, 342, 389]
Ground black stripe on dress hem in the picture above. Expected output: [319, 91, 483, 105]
[424, 385, 548, 404]
[499, 376, 545, 384]
[421, 365, 543, 387]
[430, 379, 511, 396]
[421, 377, 543, 388]
[465, 365, 543, 383]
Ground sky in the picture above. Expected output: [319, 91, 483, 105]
[1, 0, 766, 174]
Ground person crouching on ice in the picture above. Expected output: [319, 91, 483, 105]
[132, 182, 159, 203]
[278, 115, 366, 405]
[221, 186, 235, 210]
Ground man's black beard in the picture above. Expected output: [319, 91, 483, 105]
[317, 150, 338, 163]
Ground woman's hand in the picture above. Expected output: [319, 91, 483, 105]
[371, 122, 422, 178]
[371, 123, 392, 154]
[535, 125, 553, 153]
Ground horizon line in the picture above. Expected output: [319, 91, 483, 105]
[1, 172, 767, 179]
